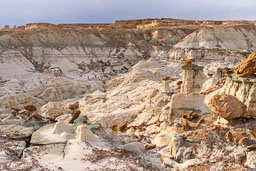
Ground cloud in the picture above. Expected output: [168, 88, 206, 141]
[0, 0, 255, 27]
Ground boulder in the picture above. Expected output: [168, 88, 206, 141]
[211, 93, 247, 120]
[234, 52, 256, 77]
[118, 142, 145, 155]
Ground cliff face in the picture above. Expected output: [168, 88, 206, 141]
[221, 74, 256, 117]
[0, 19, 194, 80]
[1, 19, 256, 80]
[169, 23, 256, 60]
[2, 19, 256, 169]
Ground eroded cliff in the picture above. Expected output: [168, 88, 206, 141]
[1, 18, 256, 80]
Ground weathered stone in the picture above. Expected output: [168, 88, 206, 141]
[234, 52, 256, 77]
[182, 110, 199, 121]
[24, 104, 37, 112]
[0, 124, 35, 139]
[40, 102, 68, 119]
[221, 75, 256, 117]
[162, 158, 179, 168]
[211, 93, 247, 120]
[0, 93, 44, 114]
[52, 121, 74, 134]
[67, 110, 81, 124]
[30, 124, 71, 144]
[73, 116, 91, 128]
[75, 125, 100, 143]
[169, 93, 210, 122]
[181, 58, 195, 65]
[118, 142, 145, 155]
[67, 101, 79, 110]
[162, 77, 170, 92]
[181, 63, 206, 94]
[245, 151, 256, 169]
[22, 144, 65, 162]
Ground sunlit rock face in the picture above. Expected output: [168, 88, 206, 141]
[1, 19, 256, 80]
[169, 23, 256, 61]
[221, 74, 256, 118]
[0, 19, 191, 80]
[2, 19, 256, 170]
[181, 63, 206, 94]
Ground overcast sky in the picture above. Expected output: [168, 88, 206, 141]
[0, 0, 255, 28]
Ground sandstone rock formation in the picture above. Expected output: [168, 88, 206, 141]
[118, 142, 145, 155]
[234, 51, 256, 77]
[181, 63, 206, 94]
[211, 93, 247, 120]
[169, 93, 210, 121]
[169, 24, 256, 61]
[40, 102, 68, 119]
[2, 18, 256, 170]
[222, 73, 256, 118]
[162, 77, 171, 92]
[52, 121, 74, 134]
[75, 125, 99, 143]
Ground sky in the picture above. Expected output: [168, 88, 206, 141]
[0, 0, 255, 28]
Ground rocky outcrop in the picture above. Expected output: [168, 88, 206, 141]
[221, 74, 256, 118]
[211, 93, 247, 120]
[181, 63, 206, 94]
[0, 77, 104, 114]
[234, 51, 256, 77]
[0, 19, 196, 80]
[169, 23, 256, 61]
[40, 102, 68, 119]
[2, 18, 256, 170]
[0, 19, 256, 81]
[169, 93, 210, 122]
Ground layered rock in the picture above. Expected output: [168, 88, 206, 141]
[0, 77, 103, 114]
[1, 19, 256, 81]
[221, 74, 256, 117]
[169, 24, 256, 61]
[211, 93, 247, 120]
[181, 63, 206, 94]
[234, 51, 256, 77]
[2, 18, 256, 170]
[0, 19, 196, 80]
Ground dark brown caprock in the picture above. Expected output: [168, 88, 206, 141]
[68, 110, 81, 124]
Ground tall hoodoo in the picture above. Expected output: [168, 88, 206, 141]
[180, 60, 205, 94]
[162, 77, 171, 92]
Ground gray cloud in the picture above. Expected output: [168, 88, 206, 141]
[0, 0, 255, 28]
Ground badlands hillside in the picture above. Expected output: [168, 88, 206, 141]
[0, 18, 256, 170]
